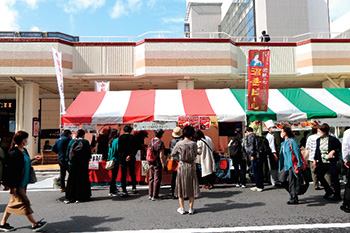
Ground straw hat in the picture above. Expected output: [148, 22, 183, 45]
[264, 120, 275, 129]
[172, 127, 182, 138]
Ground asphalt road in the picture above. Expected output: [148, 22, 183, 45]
[0, 174, 349, 233]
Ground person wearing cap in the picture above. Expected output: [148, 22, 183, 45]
[264, 120, 279, 186]
[118, 126, 138, 197]
[169, 127, 183, 198]
[148, 129, 166, 201]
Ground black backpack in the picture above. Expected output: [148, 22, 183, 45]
[264, 34, 271, 42]
[256, 136, 271, 159]
[69, 140, 84, 164]
[229, 139, 242, 159]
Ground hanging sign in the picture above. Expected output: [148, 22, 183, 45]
[133, 121, 176, 131]
[94, 81, 110, 92]
[52, 47, 66, 114]
[178, 116, 212, 130]
[247, 49, 270, 111]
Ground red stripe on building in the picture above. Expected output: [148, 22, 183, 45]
[61, 91, 106, 124]
[181, 90, 216, 116]
[123, 90, 156, 123]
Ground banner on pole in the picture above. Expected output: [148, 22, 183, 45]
[94, 81, 110, 92]
[247, 49, 270, 111]
[52, 47, 66, 114]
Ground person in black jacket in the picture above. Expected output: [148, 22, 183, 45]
[229, 130, 246, 188]
[246, 127, 264, 192]
[52, 129, 72, 192]
[313, 123, 342, 201]
[0, 131, 47, 232]
[118, 126, 138, 197]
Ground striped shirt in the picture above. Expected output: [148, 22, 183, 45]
[305, 134, 319, 161]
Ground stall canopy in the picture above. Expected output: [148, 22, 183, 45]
[61, 88, 350, 124]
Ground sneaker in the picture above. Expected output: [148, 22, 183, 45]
[177, 208, 185, 215]
[0, 223, 15, 232]
[188, 209, 195, 215]
[257, 188, 264, 192]
[323, 192, 334, 199]
[151, 196, 155, 201]
[121, 192, 129, 198]
[250, 187, 258, 191]
[235, 184, 240, 187]
[32, 219, 47, 232]
[109, 192, 118, 197]
[148, 195, 153, 200]
[64, 200, 73, 204]
[241, 185, 246, 188]
[132, 189, 139, 194]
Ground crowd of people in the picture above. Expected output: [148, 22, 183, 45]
[0, 121, 349, 231]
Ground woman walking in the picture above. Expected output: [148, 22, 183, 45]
[148, 129, 165, 201]
[195, 129, 216, 190]
[171, 126, 200, 215]
[65, 129, 92, 203]
[279, 126, 304, 205]
[314, 123, 342, 201]
[1, 131, 47, 232]
[108, 129, 120, 197]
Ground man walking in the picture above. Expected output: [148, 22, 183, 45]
[246, 127, 264, 192]
[118, 126, 138, 197]
[264, 120, 279, 186]
[52, 129, 72, 192]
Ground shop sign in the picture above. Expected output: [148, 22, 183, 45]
[247, 49, 270, 111]
[63, 123, 80, 133]
[0, 100, 16, 112]
[32, 117, 40, 137]
[133, 121, 176, 131]
[82, 123, 97, 134]
[178, 116, 212, 130]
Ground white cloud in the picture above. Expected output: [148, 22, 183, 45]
[127, 0, 142, 11]
[22, 0, 40, 9]
[147, 0, 157, 8]
[110, 0, 128, 18]
[162, 17, 184, 24]
[0, 0, 19, 31]
[329, 0, 350, 20]
[63, 0, 105, 14]
[30, 26, 40, 31]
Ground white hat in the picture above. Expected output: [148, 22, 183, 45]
[264, 120, 275, 129]
[172, 127, 182, 138]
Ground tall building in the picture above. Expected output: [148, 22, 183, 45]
[186, 0, 331, 41]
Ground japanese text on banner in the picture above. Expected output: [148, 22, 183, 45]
[52, 47, 66, 114]
[247, 50, 270, 111]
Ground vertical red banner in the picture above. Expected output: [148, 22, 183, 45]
[247, 49, 270, 111]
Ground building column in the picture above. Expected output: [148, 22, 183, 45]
[177, 77, 194, 89]
[22, 82, 40, 157]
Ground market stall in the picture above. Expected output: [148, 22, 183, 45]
[61, 88, 350, 184]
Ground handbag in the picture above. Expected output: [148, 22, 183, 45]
[167, 157, 179, 172]
[30, 167, 37, 184]
[105, 160, 115, 170]
[289, 140, 307, 175]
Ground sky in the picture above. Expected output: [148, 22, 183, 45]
[0, 0, 349, 40]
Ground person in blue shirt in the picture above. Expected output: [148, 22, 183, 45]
[108, 129, 120, 197]
[279, 126, 303, 205]
[52, 130, 72, 193]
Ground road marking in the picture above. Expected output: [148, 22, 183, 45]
[77, 223, 350, 233]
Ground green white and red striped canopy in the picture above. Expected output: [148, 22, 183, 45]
[61, 88, 350, 124]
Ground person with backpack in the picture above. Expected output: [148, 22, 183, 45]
[52, 129, 72, 193]
[246, 127, 264, 192]
[264, 120, 279, 186]
[228, 130, 247, 188]
[118, 126, 138, 197]
[279, 126, 303, 205]
[1, 131, 47, 232]
[65, 129, 92, 204]
[261, 30, 271, 42]
[147, 129, 165, 201]
[314, 123, 342, 201]
[108, 129, 120, 197]
[169, 127, 183, 199]
[195, 129, 216, 190]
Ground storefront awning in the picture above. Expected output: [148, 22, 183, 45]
[61, 88, 350, 124]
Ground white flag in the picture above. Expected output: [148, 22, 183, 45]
[94, 81, 110, 92]
[52, 47, 66, 114]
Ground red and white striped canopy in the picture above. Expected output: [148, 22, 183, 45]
[62, 89, 245, 124]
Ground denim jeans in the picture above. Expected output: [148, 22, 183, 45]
[251, 158, 264, 189]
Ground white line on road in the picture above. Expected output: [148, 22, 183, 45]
[77, 223, 350, 233]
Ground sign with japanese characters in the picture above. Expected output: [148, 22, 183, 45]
[247, 50, 270, 111]
[52, 47, 66, 114]
[178, 116, 211, 130]
[94, 81, 110, 92]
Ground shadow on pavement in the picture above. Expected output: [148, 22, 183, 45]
[196, 199, 265, 213]
[43, 215, 123, 232]
[200, 190, 242, 199]
[300, 195, 342, 207]
[0, 204, 6, 212]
